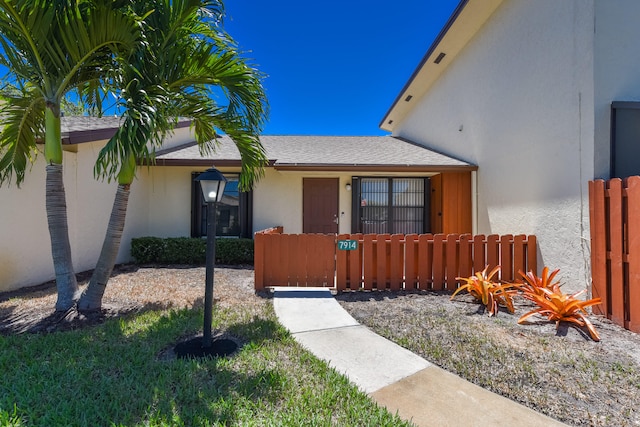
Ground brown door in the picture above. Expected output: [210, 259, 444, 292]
[303, 178, 339, 233]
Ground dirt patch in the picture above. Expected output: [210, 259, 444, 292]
[0, 264, 257, 335]
[337, 290, 640, 427]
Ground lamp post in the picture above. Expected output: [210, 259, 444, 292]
[195, 167, 227, 348]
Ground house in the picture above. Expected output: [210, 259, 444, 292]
[379, 0, 640, 293]
[0, 120, 474, 292]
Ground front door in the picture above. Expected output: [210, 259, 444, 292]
[303, 178, 339, 233]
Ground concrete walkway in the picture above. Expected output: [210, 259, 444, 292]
[272, 287, 566, 427]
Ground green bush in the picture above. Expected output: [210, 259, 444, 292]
[131, 237, 253, 265]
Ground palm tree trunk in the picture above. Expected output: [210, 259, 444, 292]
[46, 163, 79, 311]
[77, 184, 130, 311]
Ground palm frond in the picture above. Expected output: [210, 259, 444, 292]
[0, 85, 45, 186]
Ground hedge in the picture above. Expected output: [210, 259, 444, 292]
[131, 237, 254, 265]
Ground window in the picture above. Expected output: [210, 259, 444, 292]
[611, 102, 640, 178]
[191, 173, 252, 238]
[352, 177, 430, 234]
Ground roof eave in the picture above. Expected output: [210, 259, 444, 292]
[379, 0, 505, 132]
[273, 164, 477, 172]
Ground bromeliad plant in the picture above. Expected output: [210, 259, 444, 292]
[517, 267, 561, 296]
[516, 269, 602, 342]
[451, 266, 517, 317]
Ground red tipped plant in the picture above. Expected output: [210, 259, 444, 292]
[517, 269, 602, 342]
[516, 267, 561, 296]
[451, 265, 517, 317]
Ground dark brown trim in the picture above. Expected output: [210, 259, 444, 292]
[62, 127, 120, 145]
[379, 0, 470, 129]
[61, 118, 191, 145]
[144, 158, 277, 167]
[273, 164, 477, 172]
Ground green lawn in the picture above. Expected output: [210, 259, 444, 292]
[0, 302, 411, 426]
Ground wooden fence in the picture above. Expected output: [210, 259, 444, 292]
[589, 177, 640, 332]
[254, 228, 537, 292]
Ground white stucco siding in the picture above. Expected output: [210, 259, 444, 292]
[0, 155, 51, 291]
[593, 0, 640, 178]
[0, 141, 130, 292]
[143, 166, 195, 238]
[394, 0, 596, 292]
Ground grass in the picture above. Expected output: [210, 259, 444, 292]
[0, 301, 411, 426]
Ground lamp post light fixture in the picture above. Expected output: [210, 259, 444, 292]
[195, 167, 226, 348]
[174, 167, 237, 359]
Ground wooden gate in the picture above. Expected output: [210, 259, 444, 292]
[589, 177, 640, 332]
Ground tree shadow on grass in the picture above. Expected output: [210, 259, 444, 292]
[1, 308, 288, 426]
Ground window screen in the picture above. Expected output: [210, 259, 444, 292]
[355, 177, 429, 234]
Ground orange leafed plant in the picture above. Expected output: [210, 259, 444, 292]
[517, 267, 561, 296]
[517, 269, 602, 341]
[451, 265, 517, 317]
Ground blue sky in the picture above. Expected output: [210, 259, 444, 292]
[224, 0, 460, 136]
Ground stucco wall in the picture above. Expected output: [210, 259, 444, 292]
[393, 0, 596, 292]
[0, 140, 139, 292]
[593, 0, 640, 179]
[252, 169, 355, 234]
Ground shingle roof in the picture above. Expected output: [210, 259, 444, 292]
[59, 116, 190, 144]
[155, 135, 475, 171]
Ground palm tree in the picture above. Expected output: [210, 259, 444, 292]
[77, 0, 268, 310]
[0, 0, 138, 311]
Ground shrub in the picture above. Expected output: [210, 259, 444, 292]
[517, 269, 602, 342]
[131, 237, 253, 265]
[451, 265, 517, 316]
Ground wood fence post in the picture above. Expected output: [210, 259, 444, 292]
[589, 180, 607, 316]
[254, 232, 265, 291]
[405, 234, 419, 290]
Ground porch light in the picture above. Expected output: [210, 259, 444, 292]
[195, 167, 227, 203]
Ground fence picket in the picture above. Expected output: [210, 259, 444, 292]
[376, 234, 391, 290]
[336, 234, 349, 291]
[255, 230, 537, 297]
[513, 235, 526, 280]
[446, 234, 459, 290]
[390, 234, 404, 291]
[626, 177, 640, 332]
[473, 235, 486, 272]
[501, 234, 514, 282]
[608, 179, 625, 326]
[405, 234, 418, 290]
[527, 235, 537, 278]
[418, 234, 432, 290]
[487, 235, 500, 274]
[349, 234, 364, 290]
[432, 234, 446, 290]
[589, 180, 608, 315]
[364, 235, 375, 290]
[459, 234, 472, 282]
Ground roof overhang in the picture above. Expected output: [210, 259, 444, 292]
[379, 0, 505, 132]
[272, 164, 477, 172]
